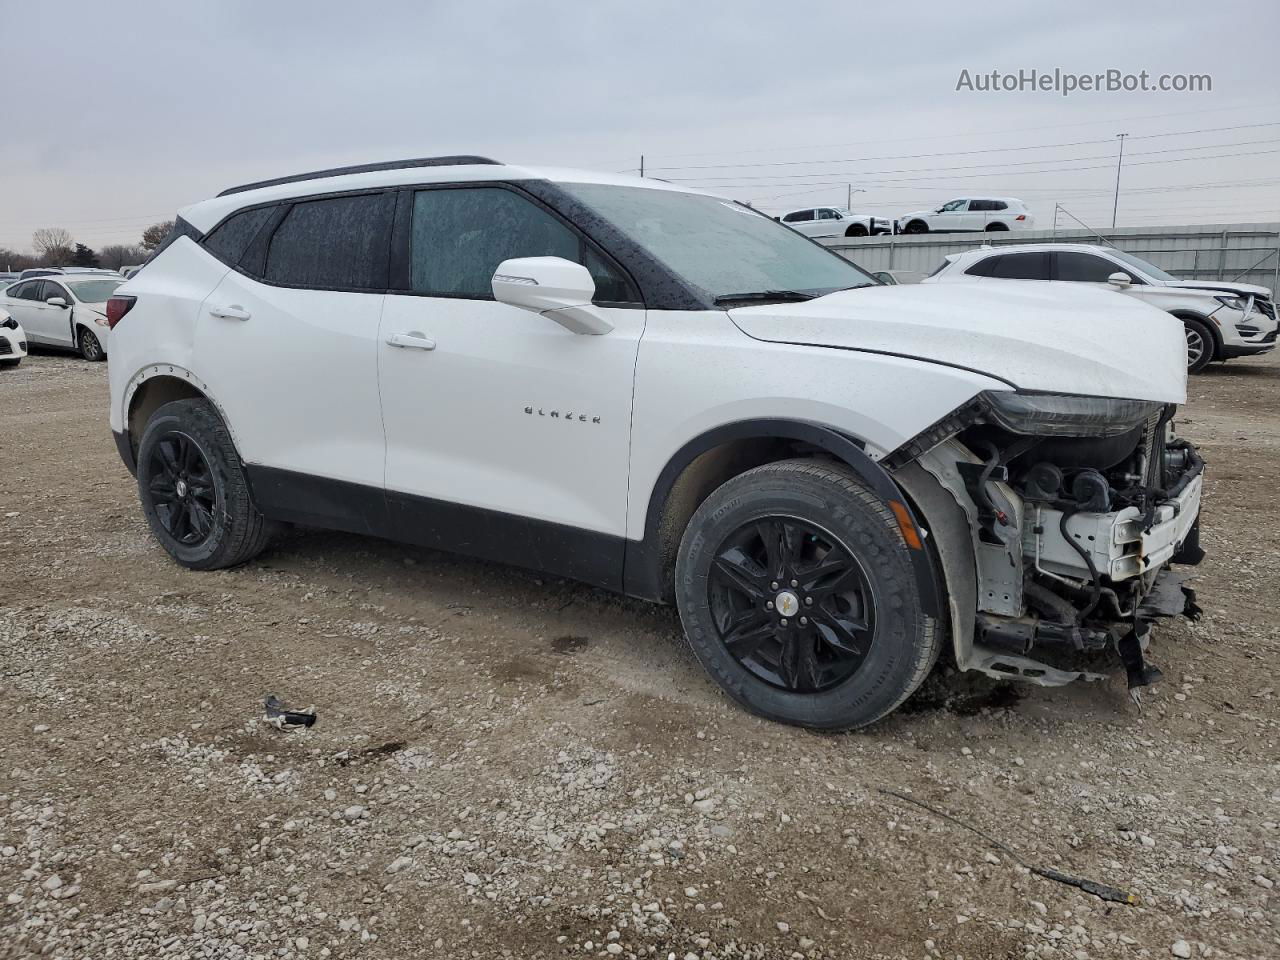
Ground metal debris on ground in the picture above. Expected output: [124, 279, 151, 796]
[878, 788, 1138, 905]
[263, 695, 317, 731]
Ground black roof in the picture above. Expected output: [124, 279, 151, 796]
[217, 155, 501, 198]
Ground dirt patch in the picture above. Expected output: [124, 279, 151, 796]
[1, 350, 1277, 959]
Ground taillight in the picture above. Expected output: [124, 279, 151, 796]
[106, 295, 136, 329]
[1015, 214, 1027, 221]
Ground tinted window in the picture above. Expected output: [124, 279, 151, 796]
[783, 210, 814, 223]
[988, 252, 1050, 280]
[964, 255, 1001, 277]
[989, 200, 1008, 211]
[6, 281, 36, 300]
[204, 206, 274, 265]
[409, 186, 637, 303]
[265, 193, 392, 290]
[42, 281, 70, 302]
[1054, 252, 1119, 283]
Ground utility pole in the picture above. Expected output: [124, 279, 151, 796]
[1111, 133, 1127, 229]
[639, 155, 644, 178]
[846, 185, 865, 209]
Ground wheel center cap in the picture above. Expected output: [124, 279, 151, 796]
[775, 590, 800, 618]
[175, 479, 189, 499]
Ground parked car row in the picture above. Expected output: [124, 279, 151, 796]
[778, 196, 1036, 238]
[923, 242, 1278, 373]
[100, 156, 1205, 731]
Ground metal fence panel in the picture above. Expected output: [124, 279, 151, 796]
[821, 222, 1280, 291]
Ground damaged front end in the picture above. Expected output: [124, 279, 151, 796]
[890, 390, 1204, 694]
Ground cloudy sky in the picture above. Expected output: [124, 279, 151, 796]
[2, 0, 1278, 253]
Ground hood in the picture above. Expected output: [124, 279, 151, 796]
[1157, 279, 1272, 298]
[728, 282, 1187, 404]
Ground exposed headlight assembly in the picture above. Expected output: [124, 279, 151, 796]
[981, 391, 1166, 438]
[1214, 294, 1249, 312]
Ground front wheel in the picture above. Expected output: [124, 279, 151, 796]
[78, 328, 105, 362]
[0, 358, 20, 369]
[137, 398, 277, 569]
[1183, 318, 1214, 374]
[674, 460, 940, 730]
[845, 223, 869, 237]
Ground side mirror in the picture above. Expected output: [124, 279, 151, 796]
[46, 296, 68, 307]
[491, 257, 613, 336]
[1107, 272, 1132, 289]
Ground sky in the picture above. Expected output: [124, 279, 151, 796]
[2, 0, 1279, 252]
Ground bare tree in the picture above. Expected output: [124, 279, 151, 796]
[32, 227, 74, 264]
[141, 221, 175, 251]
[99, 244, 149, 271]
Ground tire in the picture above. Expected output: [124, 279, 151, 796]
[903, 220, 929, 235]
[1182, 318, 1214, 374]
[136, 398, 276, 570]
[845, 224, 869, 238]
[985, 222, 1008, 232]
[0, 358, 20, 368]
[78, 328, 105, 362]
[674, 459, 940, 731]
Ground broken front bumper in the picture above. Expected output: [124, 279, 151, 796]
[1029, 473, 1203, 583]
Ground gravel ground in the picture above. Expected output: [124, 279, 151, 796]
[1, 350, 1277, 960]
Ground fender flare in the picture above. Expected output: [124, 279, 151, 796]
[622, 418, 942, 619]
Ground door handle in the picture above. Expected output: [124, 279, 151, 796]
[209, 304, 251, 321]
[386, 332, 436, 350]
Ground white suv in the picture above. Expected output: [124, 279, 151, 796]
[925, 243, 1279, 373]
[106, 156, 1204, 730]
[897, 197, 1033, 234]
[778, 207, 893, 238]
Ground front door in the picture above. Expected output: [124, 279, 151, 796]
[5, 280, 64, 343]
[377, 184, 645, 584]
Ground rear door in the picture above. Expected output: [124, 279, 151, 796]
[193, 192, 391, 496]
[0, 281, 44, 338]
[782, 209, 819, 237]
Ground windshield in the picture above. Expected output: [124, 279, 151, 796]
[65, 279, 123, 303]
[555, 183, 877, 304]
[1107, 249, 1177, 283]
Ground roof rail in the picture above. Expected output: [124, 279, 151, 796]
[217, 155, 501, 197]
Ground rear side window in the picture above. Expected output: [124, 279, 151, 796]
[409, 186, 637, 303]
[783, 210, 814, 223]
[1054, 251, 1120, 283]
[6, 281, 36, 300]
[964, 255, 1001, 277]
[204, 206, 274, 266]
[264, 193, 393, 290]
[988, 252, 1049, 280]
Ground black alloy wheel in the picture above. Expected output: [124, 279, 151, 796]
[708, 515, 877, 692]
[145, 432, 217, 546]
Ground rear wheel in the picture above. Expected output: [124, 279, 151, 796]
[136, 398, 276, 569]
[674, 460, 940, 730]
[903, 220, 929, 234]
[78, 328, 104, 362]
[1183, 318, 1214, 374]
[985, 222, 1008, 232]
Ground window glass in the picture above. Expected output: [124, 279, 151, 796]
[939, 199, 967, 212]
[1054, 252, 1119, 283]
[204, 206, 274, 266]
[42, 281, 70, 302]
[409, 186, 636, 303]
[818, 209, 839, 220]
[64, 278, 123, 303]
[783, 210, 814, 223]
[964, 255, 1000, 277]
[989, 200, 1008, 211]
[264, 193, 392, 290]
[1107, 249, 1170, 282]
[555, 183, 877, 302]
[5, 281, 34, 300]
[988, 252, 1050, 280]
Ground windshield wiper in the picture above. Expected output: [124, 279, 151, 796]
[713, 290, 817, 306]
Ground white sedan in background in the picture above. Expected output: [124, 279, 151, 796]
[0, 312, 28, 368]
[0, 275, 123, 361]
